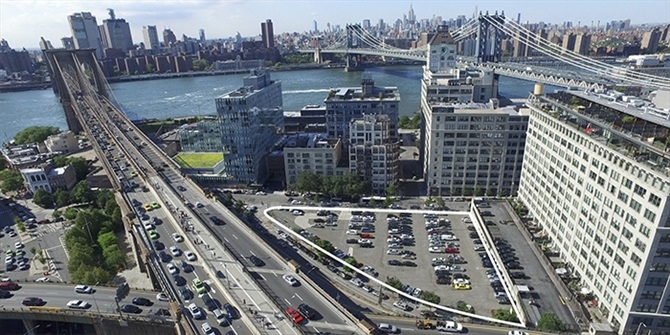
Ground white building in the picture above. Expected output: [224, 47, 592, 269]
[67, 12, 103, 59]
[21, 168, 51, 193]
[519, 88, 670, 334]
[423, 102, 528, 196]
[283, 134, 345, 187]
[349, 114, 400, 194]
[20, 165, 77, 194]
[44, 131, 78, 154]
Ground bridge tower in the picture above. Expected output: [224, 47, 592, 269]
[476, 11, 505, 63]
[44, 49, 109, 133]
[344, 24, 363, 71]
[314, 45, 322, 64]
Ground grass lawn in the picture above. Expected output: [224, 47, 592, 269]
[174, 152, 224, 168]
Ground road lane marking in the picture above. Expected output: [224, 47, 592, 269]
[232, 234, 239, 240]
[294, 293, 303, 301]
[258, 274, 266, 281]
[224, 237, 229, 242]
[249, 250, 256, 256]
[284, 298, 290, 305]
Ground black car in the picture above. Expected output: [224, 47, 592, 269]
[173, 275, 186, 286]
[401, 261, 417, 267]
[132, 297, 153, 306]
[346, 239, 358, 244]
[120, 304, 142, 314]
[181, 261, 193, 273]
[0, 291, 11, 299]
[506, 262, 523, 269]
[152, 217, 163, 225]
[22, 297, 44, 306]
[177, 185, 187, 192]
[298, 303, 316, 320]
[179, 287, 192, 300]
[158, 251, 170, 262]
[249, 255, 265, 267]
[510, 271, 527, 279]
[387, 260, 401, 266]
[223, 303, 237, 319]
[203, 295, 219, 311]
[153, 240, 164, 250]
[435, 276, 450, 285]
[210, 216, 224, 225]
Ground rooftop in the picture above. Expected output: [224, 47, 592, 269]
[429, 100, 522, 116]
[325, 79, 400, 102]
[281, 133, 340, 149]
[570, 90, 670, 128]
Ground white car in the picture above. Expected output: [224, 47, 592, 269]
[185, 250, 197, 261]
[67, 300, 90, 309]
[429, 247, 444, 253]
[166, 262, 178, 275]
[255, 191, 266, 195]
[74, 285, 93, 294]
[143, 223, 154, 230]
[156, 292, 169, 302]
[282, 274, 298, 286]
[386, 249, 400, 255]
[169, 246, 182, 256]
[14, 242, 24, 249]
[346, 230, 358, 235]
[172, 233, 184, 243]
[188, 303, 203, 319]
[201, 322, 214, 334]
[508, 331, 528, 335]
[436, 321, 463, 333]
[34, 277, 51, 283]
[393, 301, 408, 311]
[378, 323, 398, 333]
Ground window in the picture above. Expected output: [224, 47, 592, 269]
[634, 184, 647, 197]
[649, 193, 662, 207]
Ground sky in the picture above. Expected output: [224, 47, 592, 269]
[1, 0, 669, 49]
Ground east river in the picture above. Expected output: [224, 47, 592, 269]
[0, 65, 559, 141]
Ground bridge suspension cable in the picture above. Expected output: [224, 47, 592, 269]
[483, 16, 670, 90]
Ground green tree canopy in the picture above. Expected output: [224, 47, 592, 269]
[536, 313, 566, 332]
[54, 156, 89, 181]
[398, 113, 421, 129]
[13, 126, 61, 145]
[0, 170, 24, 193]
[72, 181, 95, 204]
[293, 171, 322, 194]
[53, 188, 70, 207]
[386, 277, 403, 290]
[192, 59, 211, 71]
[419, 291, 441, 304]
[492, 308, 518, 322]
[33, 189, 54, 208]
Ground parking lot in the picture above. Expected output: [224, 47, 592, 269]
[268, 206, 508, 317]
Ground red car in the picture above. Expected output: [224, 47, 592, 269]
[286, 307, 304, 324]
[445, 247, 460, 253]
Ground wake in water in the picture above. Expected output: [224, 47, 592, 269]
[283, 88, 331, 94]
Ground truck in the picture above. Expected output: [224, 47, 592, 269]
[435, 321, 463, 333]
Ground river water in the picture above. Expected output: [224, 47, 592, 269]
[0, 65, 558, 141]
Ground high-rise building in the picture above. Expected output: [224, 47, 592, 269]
[312, 21, 318, 33]
[99, 9, 134, 53]
[561, 32, 576, 53]
[641, 28, 662, 53]
[349, 114, 400, 195]
[519, 88, 670, 335]
[143, 25, 160, 50]
[574, 33, 591, 55]
[67, 12, 103, 59]
[408, 4, 416, 24]
[163, 28, 177, 47]
[422, 102, 527, 196]
[323, 77, 400, 147]
[362, 19, 371, 30]
[283, 134, 345, 187]
[261, 19, 275, 49]
[215, 70, 283, 185]
[199, 29, 206, 42]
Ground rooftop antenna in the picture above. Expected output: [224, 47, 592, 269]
[107, 8, 115, 20]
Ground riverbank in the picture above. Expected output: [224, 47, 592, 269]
[0, 82, 52, 93]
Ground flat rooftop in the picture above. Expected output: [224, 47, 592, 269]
[570, 90, 670, 128]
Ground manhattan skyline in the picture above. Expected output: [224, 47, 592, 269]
[1, 0, 669, 49]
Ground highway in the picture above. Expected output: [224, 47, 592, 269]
[366, 315, 552, 335]
[0, 283, 166, 316]
[60, 63, 361, 335]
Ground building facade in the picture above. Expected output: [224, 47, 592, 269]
[99, 9, 134, 53]
[67, 12, 103, 59]
[178, 121, 223, 153]
[20, 165, 76, 194]
[349, 114, 400, 194]
[143, 25, 160, 50]
[283, 134, 345, 187]
[519, 89, 670, 334]
[44, 131, 79, 154]
[261, 19, 275, 49]
[324, 78, 400, 146]
[215, 70, 283, 185]
[422, 102, 527, 196]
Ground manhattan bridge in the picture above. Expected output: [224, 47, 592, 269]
[300, 12, 670, 91]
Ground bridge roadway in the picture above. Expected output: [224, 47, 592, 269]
[0, 283, 163, 316]
[68, 75, 362, 334]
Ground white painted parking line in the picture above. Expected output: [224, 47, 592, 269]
[232, 234, 239, 240]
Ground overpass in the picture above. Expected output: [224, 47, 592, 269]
[39, 48, 365, 335]
[300, 13, 670, 91]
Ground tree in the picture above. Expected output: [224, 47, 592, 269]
[0, 156, 7, 170]
[294, 171, 322, 194]
[67, 157, 89, 181]
[0, 170, 24, 193]
[385, 183, 396, 198]
[344, 257, 360, 272]
[13, 126, 60, 145]
[386, 277, 403, 290]
[192, 59, 211, 71]
[63, 207, 78, 220]
[314, 239, 335, 254]
[71, 181, 94, 204]
[53, 189, 70, 207]
[537, 313, 566, 332]
[435, 197, 445, 209]
[492, 308, 518, 322]
[33, 189, 54, 208]
[16, 220, 25, 232]
[455, 301, 473, 313]
[419, 291, 441, 304]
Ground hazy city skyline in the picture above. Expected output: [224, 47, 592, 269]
[1, 0, 669, 49]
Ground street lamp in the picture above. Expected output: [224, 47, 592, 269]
[92, 281, 101, 314]
[22, 324, 40, 335]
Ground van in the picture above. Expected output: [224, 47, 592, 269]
[213, 308, 230, 326]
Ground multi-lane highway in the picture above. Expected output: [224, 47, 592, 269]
[0, 283, 167, 316]
[60, 63, 362, 335]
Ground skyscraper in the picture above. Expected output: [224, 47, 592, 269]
[199, 29, 206, 42]
[641, 28, 662, 53]
[312, 21, 318, 33]
[163, 28, 177, 47]
[61, 37, 75, 50]
[349, 114, 399, 195]
[143, 25, 159, 50]
[408, 4, 416, 24]
[261, 19, 275, 49]
[67, 12, 103, 59]
[99, 9, 134, 53]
